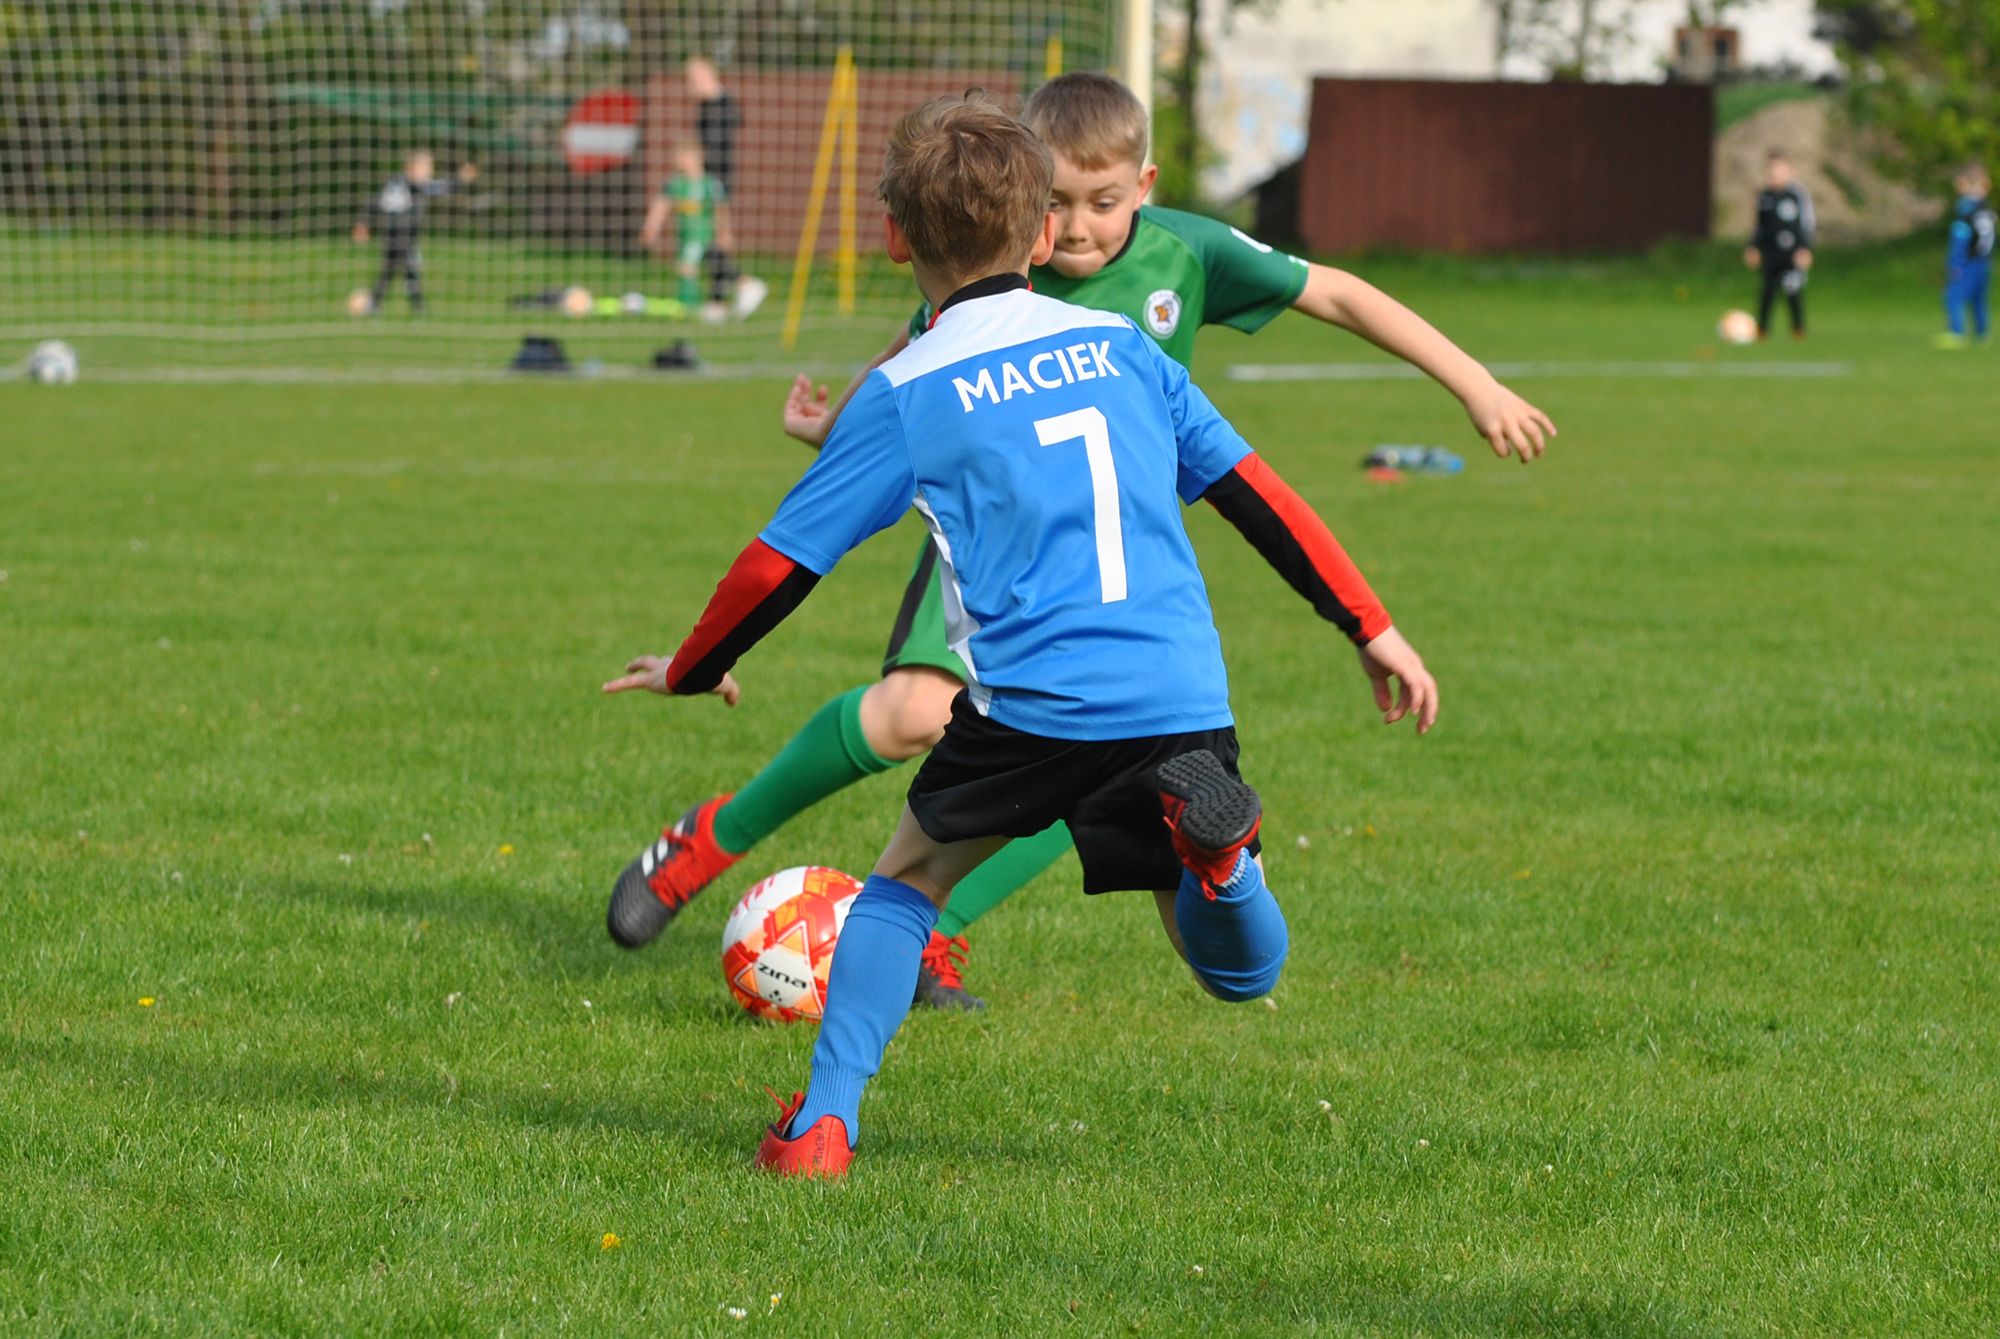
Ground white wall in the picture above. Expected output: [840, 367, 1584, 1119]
[1194, 0, 1838, 201]
[1590, 0, 1838, 82]
[1194, 0, 1498, 199]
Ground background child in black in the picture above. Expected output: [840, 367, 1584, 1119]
[351, 149, 477, 315]
[1744, 150, 1815, 340]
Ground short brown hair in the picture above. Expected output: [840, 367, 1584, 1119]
[878, 92, 1053, 279]
[1021, 72, 1149, 171]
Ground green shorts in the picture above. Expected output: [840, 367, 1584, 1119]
[882, 537, 970, 680]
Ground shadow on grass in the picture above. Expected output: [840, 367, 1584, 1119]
[12, 1029, 758, 1163]
[257, 871, 718, 992]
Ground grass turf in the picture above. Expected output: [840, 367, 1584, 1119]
[2, 247, 1997, 1335]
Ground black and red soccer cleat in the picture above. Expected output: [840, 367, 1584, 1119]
[753, 1088, 853, 1178]
[913, 930, 986, 1012]
[1156, 749, 1262, 899]
[606, 795, 741, 948]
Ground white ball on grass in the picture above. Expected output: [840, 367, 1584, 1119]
[26, 340, 79, 385]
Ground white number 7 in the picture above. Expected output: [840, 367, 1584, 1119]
[1034, 407, 1127, 604]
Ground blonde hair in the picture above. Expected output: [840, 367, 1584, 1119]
[878, 92, 1053, 279]
[1021, 72, 1149, 171]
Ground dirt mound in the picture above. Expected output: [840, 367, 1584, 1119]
[1713, 96, 1941, 244]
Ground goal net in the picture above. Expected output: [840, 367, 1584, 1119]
[0, 1, 1125, 378]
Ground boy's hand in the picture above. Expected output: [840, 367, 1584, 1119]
[1356, 627, 1438, 735]
[602, 657, 741, 706]
[1795, 247, 1813, 271]
[1462, 379, 1556, 463]
[351, 224, 370, 244]
[782, 374, 834, 447]
[458, 162, 479, 184]
[1743, 246, 1760, 269]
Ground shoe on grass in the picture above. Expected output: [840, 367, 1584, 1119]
[914, 931, 985, 1012]
[606, 795, 740, 948]
[754, 1088, 852, 1178]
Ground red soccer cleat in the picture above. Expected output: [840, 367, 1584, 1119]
[753, 1088, 852, 1178]
[914, 931, 986, 1012]
[1156, 749, 1262, 899]
[606, 794, 741, 948]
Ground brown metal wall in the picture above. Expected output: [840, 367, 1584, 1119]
[644, 69, 1025, 256]
[1296, 79, 1714, 254]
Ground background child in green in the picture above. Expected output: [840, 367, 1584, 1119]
[639, 142, 736, 321]
[606, 74, 1555, 1005]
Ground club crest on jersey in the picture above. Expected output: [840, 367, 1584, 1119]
[1144, 289, 1183, 338]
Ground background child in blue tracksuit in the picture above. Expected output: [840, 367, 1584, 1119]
[1943, 163, 1994, 346]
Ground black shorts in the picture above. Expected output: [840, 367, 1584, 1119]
[906, 693, 1257, 895]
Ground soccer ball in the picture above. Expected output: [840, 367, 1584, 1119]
[26, 340, 79, 386]
[345, 288, 374, 318]
[1717, 309, 1758, 345]
[720, 866, 862, 1022]
[561, 285, 594, 318]
[619, 291, 647, 316]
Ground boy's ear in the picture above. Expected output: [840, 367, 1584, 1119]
[1029, 211, 1057, 267]
[884, 213, 912, 266]
[1136, 163, 1159, 205]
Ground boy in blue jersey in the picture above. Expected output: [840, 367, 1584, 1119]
[604, 94, 1437, 1177]
[1939, 162, 1993, 349]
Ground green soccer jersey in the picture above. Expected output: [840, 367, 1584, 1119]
[907, 205, 1309, 366]
[664, 173, 724, 247]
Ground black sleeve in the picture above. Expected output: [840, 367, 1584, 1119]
[1201, 454, 1391, 645]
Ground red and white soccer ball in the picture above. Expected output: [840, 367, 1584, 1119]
[720, 865, 861, 1022]
[1717, 309, 1758, 345]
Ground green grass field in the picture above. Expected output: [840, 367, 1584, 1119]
[3, 245, 1997, 1335]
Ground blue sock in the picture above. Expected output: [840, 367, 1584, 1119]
[788, 875, 938, 1147]
[1174, 853, 1289, 1002]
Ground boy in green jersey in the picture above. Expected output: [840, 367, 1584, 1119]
[639, 142, 739, 321]
[606, 74, 1555, 1005]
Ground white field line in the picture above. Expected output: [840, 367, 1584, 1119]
[12, 358, 1852, 388]
[1227, 360, 1852, 382]
[45, 361, 852, 386]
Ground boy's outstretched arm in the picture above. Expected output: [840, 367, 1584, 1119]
[1158, 342, 1437, 732]
[1202, 454, 1438, 733]
[603, 538, 819, 699]
[1292, 263, 1555, 464]
[782, 329, 909, 449]
[608, 373, 916, 702]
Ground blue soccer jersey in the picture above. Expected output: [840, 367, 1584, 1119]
[757, 285, 1251, 740]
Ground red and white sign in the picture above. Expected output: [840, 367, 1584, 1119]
[562, 89, 639, 175]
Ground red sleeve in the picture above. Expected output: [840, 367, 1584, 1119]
[1202, 453, 1392, 645]
[665, 538, 821, 694]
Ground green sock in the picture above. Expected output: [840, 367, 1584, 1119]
[711, 685, 896, 855]
[936, 821, 1073, 937]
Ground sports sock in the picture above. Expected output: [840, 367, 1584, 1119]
[1173, 854, 1289, 1003]
[711, 685, 896, 856]
[789, 874, 938, 1146]
[934, 821, 1073, 937]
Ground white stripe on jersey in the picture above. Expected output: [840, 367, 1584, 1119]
[879, 288, 1131, 388]
[911, 492, 988, 714]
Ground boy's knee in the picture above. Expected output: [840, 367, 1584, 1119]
[861, 671, 958, 760]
